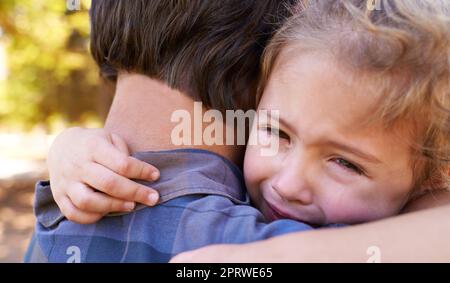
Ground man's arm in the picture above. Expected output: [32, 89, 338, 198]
[267, 205, 450, 262]
[171, 205, 450, 262]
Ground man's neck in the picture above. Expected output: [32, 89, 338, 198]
[104, 73, 244, 166]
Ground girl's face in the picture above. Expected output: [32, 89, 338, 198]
[244, 51, 416, 225]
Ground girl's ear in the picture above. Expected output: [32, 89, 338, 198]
[408, 169, 447, 202]
[426, 168, 449, 190]
[401, 188, 450, 214]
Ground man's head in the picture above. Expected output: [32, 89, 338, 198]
[89, 0, 295, 112]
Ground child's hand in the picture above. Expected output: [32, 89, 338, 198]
[48, 127, 160, 224]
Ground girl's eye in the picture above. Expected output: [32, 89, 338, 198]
[331, 158, 365, 175]
[261, 126, 290, 140]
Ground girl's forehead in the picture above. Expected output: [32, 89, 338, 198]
[259, 52, 417, 152]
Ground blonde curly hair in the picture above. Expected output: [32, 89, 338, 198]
[259, 0, 450, 195]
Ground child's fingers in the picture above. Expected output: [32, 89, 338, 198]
[58, 196, 104, 225]
[92, 140, 160, 181]
[110, 133, 130, 155]
[67, 183, 136, 214]
[81, 162, 159, 206]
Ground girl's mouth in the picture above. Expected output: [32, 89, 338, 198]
[264, 200, 322, 228]
[265, 200, 297, 221]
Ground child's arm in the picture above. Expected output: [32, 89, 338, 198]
[171, 204, 450, 262]
[47, 127, 160, 224]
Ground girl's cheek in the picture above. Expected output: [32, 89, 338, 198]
[324, 196, 393, 224]
[244, 148, 263, 183]
[244, 146, 275, 203]
[316, 179, 380, 223]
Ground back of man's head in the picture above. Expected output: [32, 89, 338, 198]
[90, 0, 295, 112]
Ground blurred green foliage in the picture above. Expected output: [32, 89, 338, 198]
[0, 0, 112, 132]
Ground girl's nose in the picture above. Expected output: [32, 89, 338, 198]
[271, 160, 314, 205]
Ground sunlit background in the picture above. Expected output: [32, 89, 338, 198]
[0, 0, 113, 262]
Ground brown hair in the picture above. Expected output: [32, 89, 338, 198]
[89, 0, 295, 112]
[260, 0, 450, 193]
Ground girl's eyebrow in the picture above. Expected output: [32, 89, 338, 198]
[322, 140, 382, 164]
[259, 108, 293, 131]
[260, 109, 381, 164]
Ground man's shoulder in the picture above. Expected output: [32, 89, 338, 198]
[133, 149, 249, 205]
[30, 180, 252, 263]
[29, 149, 311, 262]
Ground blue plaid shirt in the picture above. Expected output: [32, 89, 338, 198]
[25, 149, 315, 263]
